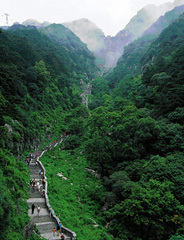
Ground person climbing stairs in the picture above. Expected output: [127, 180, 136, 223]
[27, 151, 70, 240]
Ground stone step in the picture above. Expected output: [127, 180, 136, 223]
[32, 215, 56, 223]
[29, 191, 44, 198]
[28, 207, 50, 217]
[36, 222, 56, 233]
[30, 175, 43, 180]
[28, 202, 46, 208]
[29, 166, 41, 173]
[27, 147, 75, 240]
[28, 164, 41, 167]
[29, 166, 41, 171]
[41, 232, 69, 240]
[27, 198, 45, 203]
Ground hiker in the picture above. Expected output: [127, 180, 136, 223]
[30, 179, 33, 186]
[42, 178, 45, 186]
[37, 181, 41, 192]
[37, 205, 41, 215]
[57, 225, 60, 236]
[32, 179, 36, 191]
[59, 222, 62, 232]
[32, 184, 35, 191]
[42, 189, 45, 197]
[41, 172, 45, 180]
[53, 227, 56, 236]
[61, 233, 65, 240]
[48, 207, 52, 217]
[31, 204, 35, 214]
[35, 160, 38, 166]
[39, 169, 41, 175]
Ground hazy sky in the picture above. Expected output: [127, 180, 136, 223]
[0, 0, 174, 36]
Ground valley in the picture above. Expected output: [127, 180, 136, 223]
[0, 1, 184, 239]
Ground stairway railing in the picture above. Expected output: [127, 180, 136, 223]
[36, 137, 77, 240]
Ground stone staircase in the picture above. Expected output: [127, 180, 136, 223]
[27, 148, 74, 240]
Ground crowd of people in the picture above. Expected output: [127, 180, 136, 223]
[28, 151, 66, 239]
[53, 222, 65, 239]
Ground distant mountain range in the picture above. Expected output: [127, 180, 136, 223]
[62, 0, 184, 68]
[11, 0, 184, 68]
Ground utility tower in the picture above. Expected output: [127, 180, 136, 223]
[4, 13, 9, 26]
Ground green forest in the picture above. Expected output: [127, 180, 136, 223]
[0, 12, 184, 240]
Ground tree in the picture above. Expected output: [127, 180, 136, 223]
[109, 179, 184, 240]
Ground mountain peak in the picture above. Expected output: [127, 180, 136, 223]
[22, 19, 51, 27]
[62, 18, 105, 52]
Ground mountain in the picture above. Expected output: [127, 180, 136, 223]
[63, 18, 106, 52]
[22, 19, 51, 27]
[62, 0, 184, 68]
[85, 12, 184, 240]
[106, 12, 184, 116]
[0, 24, 102, 239]
[107, 0, 184, 67]
[39, 23, 98, 77]
[63, 18, 107, 69]
[106, 4, 184, 88]
[143, 4, 184, 36]
[1, 4, 184, 240]
[0, 24, 98, 149]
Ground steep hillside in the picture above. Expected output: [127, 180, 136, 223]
[39, 23, 98, 77]
[143, 4, 184, 36]
[83, 13, 184, 240]
[62, 0, 184, 68]
[107, 0, 184, 67]
[62, 18, 107, 69]
[106, 5, 184, 88]
[0, 26, 98, 238]
[1, 3, 184, 240]
[63, 18, 106, 52]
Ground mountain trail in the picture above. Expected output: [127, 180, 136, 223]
[27, 137, 76, 240]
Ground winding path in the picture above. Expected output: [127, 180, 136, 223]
[27, 139, 76, 240]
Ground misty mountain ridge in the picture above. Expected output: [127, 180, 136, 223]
[16, 0, 184, 68]
[1, 1, 184, 239]
[22, 19, 51, 27]
[142, 4, 184, 36]
[62, 0, 184, 67]
[62, 18, 106, 52]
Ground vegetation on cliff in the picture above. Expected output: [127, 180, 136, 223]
[1, 12, 184, 240]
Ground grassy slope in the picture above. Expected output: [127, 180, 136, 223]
[40, 143, 113, 240]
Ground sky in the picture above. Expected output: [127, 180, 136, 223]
[0, 0, 174, 36]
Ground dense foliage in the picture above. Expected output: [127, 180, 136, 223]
[41, 145, 113, 240]
[84, 13, 184, 240]
[0, 24, 97, 239]
[1, 11, 184, 240]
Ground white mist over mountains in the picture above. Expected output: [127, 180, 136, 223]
[2, 0, 184, 67]
[61, 0, 184, 67]
[0, 0, 179, 36]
